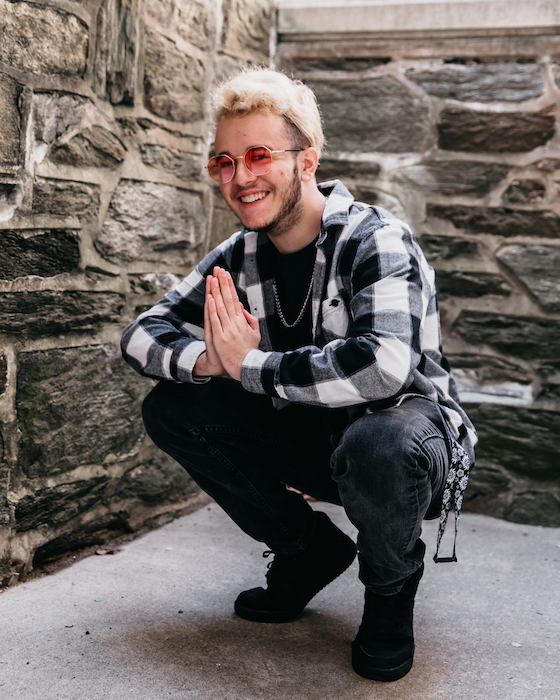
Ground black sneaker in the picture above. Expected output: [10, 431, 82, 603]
[352, 564, 424, 682]
[234, 511, 357, 623]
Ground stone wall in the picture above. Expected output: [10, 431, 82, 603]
[0, 0, 273, 587]
[277, 3, 560, 526]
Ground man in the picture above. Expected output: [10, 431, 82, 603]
[121, 68, 476, 682]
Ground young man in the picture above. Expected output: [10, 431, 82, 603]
[121, 68, 476, 682]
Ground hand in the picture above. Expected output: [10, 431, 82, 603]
[207, 267, 261, 381]
[193, 270, 225, 377]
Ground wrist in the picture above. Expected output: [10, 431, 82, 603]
[193, 351, 210, 377]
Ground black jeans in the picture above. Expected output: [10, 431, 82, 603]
[142, 378, 449, 594]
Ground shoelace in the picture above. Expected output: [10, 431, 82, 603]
[263, 550, 274, 570]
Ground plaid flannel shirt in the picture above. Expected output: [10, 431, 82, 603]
[122, 180, 477, 557]
[122, 180, 475, 451]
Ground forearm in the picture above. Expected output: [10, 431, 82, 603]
[240, 335, 415, 409]
[121, 317, 206, 383]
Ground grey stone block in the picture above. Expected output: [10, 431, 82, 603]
[447, 352, 533, 386]
[138, 144, 202, 180]
[16, 344, 147, 479]
[453, 311, 560, 360]
[309, 77, 430, 153]
[113, 457, 199, 507]
[176, 0, 215, 51]
[317, 159, 381, 182]
[145, 0, 174, 28]
[438, 108, 556, 152]
[464, 402, 560, 521]
[397, 161, 510, 196]
[504, 491, 560, 527]
[0, 229, 80, 281]
[537, 360, 560, 402]
[419, 234, 479, 261]
[49, 126, 126, 170]
[97, 180, 206, 265]
[428, 204, 560, 238]
[0, 354, 7, 395]
[221, 0, 273, 58]
[469, 426, 559, 486]
[502, 179, 546, 205]
[0, 291, 124, 338]
[32, 178, 101, 218]
[208, 194, 242, 251]
[407, 61, 543, 102]
[93, 0, 138, 105]
[15, 478, 110, 533]
[143, 29, 205, 123]
[436, 270, 511, 299]
[497, 245, 560, 313]
[0, 74, 22, 167]
[0, 0, 87, 77]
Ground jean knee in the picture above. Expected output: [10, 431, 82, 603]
[334, 411, 408, 477]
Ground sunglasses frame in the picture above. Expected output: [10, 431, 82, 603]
[206, 145, 304, 184]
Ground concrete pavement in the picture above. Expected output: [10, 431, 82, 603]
[0, 502, 559, 700]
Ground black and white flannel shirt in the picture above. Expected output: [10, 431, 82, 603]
[122, 180, 477, 559]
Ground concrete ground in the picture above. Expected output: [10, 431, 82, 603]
[0, 502, 558, 700]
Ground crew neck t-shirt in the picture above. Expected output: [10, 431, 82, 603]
[272, 238, 317, 352]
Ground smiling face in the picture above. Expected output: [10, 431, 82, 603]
[213, 113, 307, 239]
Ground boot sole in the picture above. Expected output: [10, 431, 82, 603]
[234, 538, 357, 623]
[351, 641, 414, 682]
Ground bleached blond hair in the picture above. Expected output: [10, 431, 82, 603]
[211, 67, 325, 158]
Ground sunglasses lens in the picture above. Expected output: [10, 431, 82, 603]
[245, 147, 272, 175]
[208, 155, 234, 183]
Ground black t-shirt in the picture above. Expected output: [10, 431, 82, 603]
[272, 238, 317, 351]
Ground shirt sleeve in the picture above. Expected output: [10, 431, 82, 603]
[240, 220, 431, 408]
[120, 234, 240, 383]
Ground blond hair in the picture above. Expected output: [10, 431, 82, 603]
[211, 67, 325, 158]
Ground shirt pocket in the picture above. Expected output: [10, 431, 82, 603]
[321, 294, 350, 339]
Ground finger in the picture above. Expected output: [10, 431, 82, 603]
[204, 279, 214, 336]
[227, 272, 240, 303]
[207, 296, 224, 336]
[217, 269, 240, 316]
[204, 292, 214, 339]
[210, 276, 231, 324]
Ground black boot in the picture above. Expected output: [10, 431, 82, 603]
[352, 564, 424, 682]
[234, 511, 357, 623]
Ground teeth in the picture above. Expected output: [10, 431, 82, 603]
[240, 192, 267, 203]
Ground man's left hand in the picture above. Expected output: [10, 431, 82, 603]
[207, 267, 261, 381]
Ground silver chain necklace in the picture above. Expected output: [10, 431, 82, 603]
[273, 259, 316, 328]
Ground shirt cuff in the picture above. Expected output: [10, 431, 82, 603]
[176, 340, 211, 384]
[240, 348, 282, 395]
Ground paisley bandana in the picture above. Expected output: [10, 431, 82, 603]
[433, 440, 472, 563]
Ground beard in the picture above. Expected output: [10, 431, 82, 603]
[254, 162, 304, 238]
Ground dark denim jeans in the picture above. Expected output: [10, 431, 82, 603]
[142, 378, 449, 594]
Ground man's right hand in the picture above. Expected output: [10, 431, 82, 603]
[193, 269, 226, 377]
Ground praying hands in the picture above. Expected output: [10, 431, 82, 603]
[194, 266, 261, 381]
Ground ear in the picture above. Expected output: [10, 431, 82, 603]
[300, 147, 319, 182]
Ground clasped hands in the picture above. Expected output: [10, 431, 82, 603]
[194, 266, 261, 381]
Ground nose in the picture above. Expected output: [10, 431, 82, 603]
[231, 155, 257, 187]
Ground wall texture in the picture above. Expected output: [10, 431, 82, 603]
[277, 4, 560, 527]
[0, 0, 273, 588]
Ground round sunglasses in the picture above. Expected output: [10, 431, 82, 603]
[206, 145, 303, 184]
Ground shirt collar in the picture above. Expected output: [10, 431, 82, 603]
[317, 179, 355, 243]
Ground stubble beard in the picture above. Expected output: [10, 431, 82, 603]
[254, 162, 304, 238]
